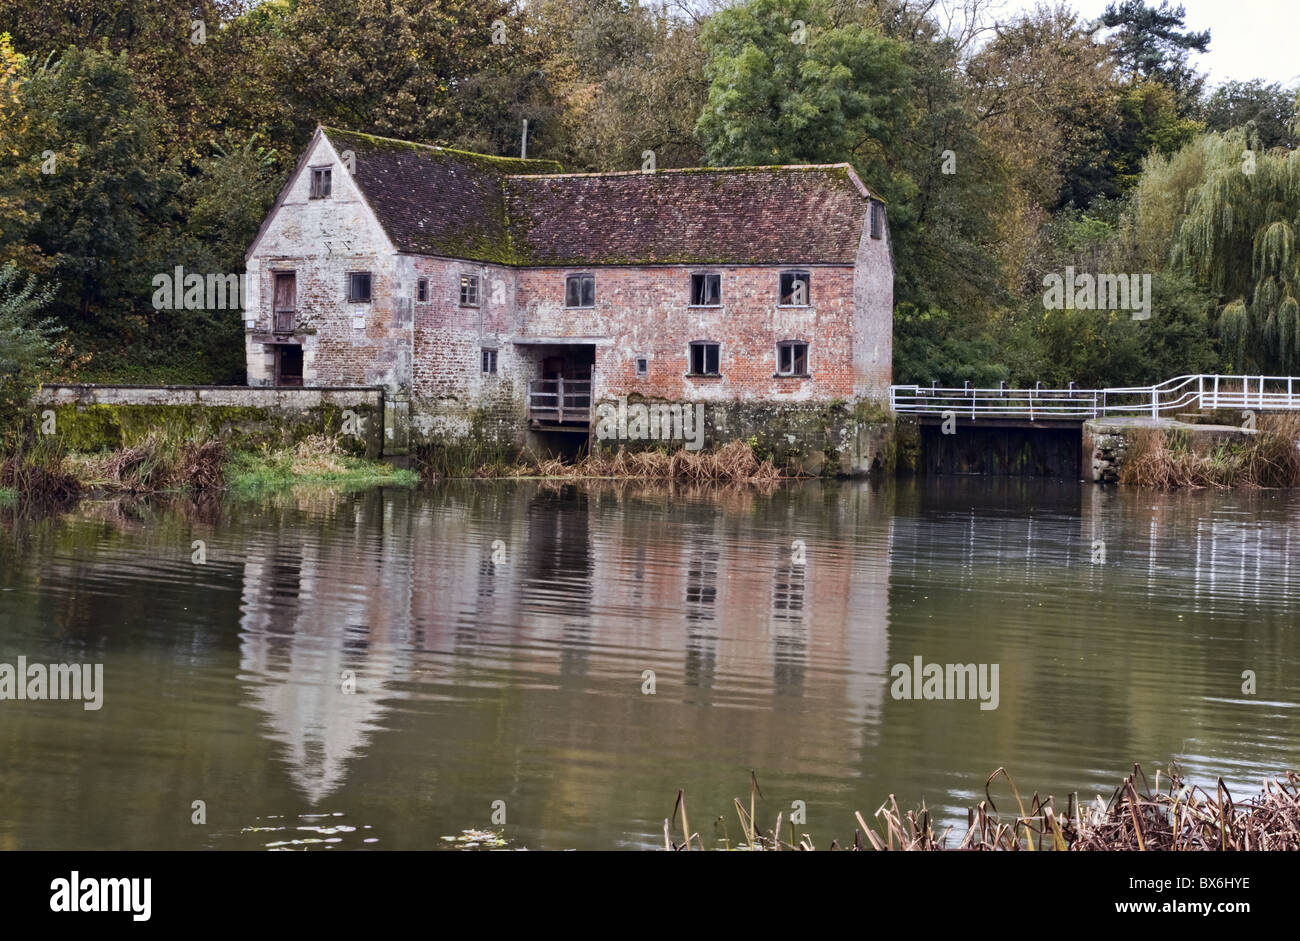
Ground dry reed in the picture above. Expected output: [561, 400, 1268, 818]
[668, 766, 1300, 850]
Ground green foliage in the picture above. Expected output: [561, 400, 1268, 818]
[1199, 79, 1299, 150]
[893, 303, 1008, 387]
[0, 263, 59, 436]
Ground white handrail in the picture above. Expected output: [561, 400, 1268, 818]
[888, 374, 1300, 420]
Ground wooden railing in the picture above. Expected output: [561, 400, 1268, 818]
[527, 379, 591, 424]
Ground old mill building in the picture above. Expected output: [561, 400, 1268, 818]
[244, 127, 894, 470]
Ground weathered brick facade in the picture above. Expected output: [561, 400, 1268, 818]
[245, 127, 894, 459]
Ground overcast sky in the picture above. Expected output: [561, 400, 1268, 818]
[997, 0, 1299, 87]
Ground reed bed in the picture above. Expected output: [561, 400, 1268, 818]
[474, 441, 789, 482]
[67, 433, 226, 494]
[1121, 413, 1300, 489]
[665, 766, 1300, 850]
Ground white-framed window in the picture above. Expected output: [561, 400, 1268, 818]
[776, 341, 809, 376]
[481, 348, 498, 374]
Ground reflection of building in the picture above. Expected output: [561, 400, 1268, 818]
[238, 504, 414, 804]
[235, 481, 897, 803]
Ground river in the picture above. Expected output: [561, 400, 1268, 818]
[1, 477, 1297, 849]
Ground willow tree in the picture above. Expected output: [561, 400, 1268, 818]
[1166, 130, 1300, 371]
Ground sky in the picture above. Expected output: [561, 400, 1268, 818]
[998, 0, 1300, 87]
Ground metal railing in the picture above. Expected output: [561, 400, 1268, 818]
[889, 375, 1300, 421]
[526, 378, 592, 424]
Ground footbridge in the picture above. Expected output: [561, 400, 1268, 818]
[887, 375, 1300, 477]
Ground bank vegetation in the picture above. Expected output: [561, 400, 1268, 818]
[667, 766, 1300, 851]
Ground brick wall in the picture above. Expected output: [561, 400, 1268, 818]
[514, 265, 863, 404]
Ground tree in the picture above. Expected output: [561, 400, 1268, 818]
[1097, 0, 1209, 106]
[2, 44, 176, 324]
[1199, 80, 1299, 151]
[1164, 132, 1300, 371]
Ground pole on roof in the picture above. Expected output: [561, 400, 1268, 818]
[521, 119, 529, 160]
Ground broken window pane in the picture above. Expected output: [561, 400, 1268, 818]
[690, 273, 721, 306]
[460, 275, 479, 306]
[779, 271, 810, 305]
[777, 341, 808, 376]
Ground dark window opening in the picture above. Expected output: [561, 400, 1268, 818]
[416, 278, 428, 302]
[635, 356, 648, 377]
[690, 273, 721, 307]
[777, 341, 808, 376]
[310, 167, 332, 199]
[779, 271, 810, 306]
[276, 344, 303, 387]
[481, 348, 498, 374]
[689, 341, 720, 376]
[870, 201, 884, 240]
[347, 272, 372, 303]
[460, 275, 479, 307]
[565, 274, 595, 308]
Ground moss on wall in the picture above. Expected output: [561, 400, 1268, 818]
[45, 403, 383, 457]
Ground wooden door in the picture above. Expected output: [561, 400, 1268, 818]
[273, 272, 296, 332]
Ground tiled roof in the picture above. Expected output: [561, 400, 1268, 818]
[321, 128, 876, 266]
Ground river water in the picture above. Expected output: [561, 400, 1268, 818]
[1, 477, 1297, 850]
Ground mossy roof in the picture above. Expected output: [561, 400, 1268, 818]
[321, 128, 875, 266]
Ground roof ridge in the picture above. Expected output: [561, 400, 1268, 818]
[509, 162, 857, 179]
[319, 125, 552, 168]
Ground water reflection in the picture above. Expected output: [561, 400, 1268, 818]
[0, 476, 1297, 850]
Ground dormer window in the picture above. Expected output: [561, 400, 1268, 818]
[690, 273, 721, 307]
[310, 167, 332, 199]
[779, 271, 810, 306]
[565, 274, 595, 308]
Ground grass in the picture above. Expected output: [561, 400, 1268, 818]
[1120, 413, 1300, 489]
[225, 434, 419, 492]
[667, 766, 1300, 851]
[0, 487, 15, 505]
[1, 428, 416, 506]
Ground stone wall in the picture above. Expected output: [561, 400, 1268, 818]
[244, 132, 411, 390]
[590, 397, 894, 477]
[1083, 417, 1257, 482]
[32, 385, 387, 457]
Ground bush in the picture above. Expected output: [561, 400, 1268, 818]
[0, 263, 59, 439]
